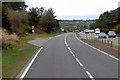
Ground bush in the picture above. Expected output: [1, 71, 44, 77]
[102, 28, 109, 33]
[25, 28, 32, 34]
[8, 9, 28, 36]
[111, 24, 120, 34]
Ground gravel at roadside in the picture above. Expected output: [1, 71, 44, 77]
[27, 37, 52, 47]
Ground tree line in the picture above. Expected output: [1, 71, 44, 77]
[90, 7, 120, 34]
[2, 2, 60, 36]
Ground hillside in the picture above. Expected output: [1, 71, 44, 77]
[59, 21, 95, 31]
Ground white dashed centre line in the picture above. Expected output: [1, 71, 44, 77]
[64, 34, 95, 80]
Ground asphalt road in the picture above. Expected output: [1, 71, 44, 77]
[21, 33, 119, 79]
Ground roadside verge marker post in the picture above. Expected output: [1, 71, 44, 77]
[102, 39, 103, 44]
[105, 40, 106, 44]
[111, 41, 112, 47]
[107, 40, 109, 46]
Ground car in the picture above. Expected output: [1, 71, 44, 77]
[84, 29, 89, 34]
[108, 31, 116, 38]
[98, 32, 107, 38]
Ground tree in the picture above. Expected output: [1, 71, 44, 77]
[116, 7, 120, 24]
[28, 7, 41, 26]
[2, 4, 12, 33]
[38, 7, 46, 16]
[2, 2, 28, 10]
[40, 8, 58, 33]
[90, 7, 120, 33]
[2, 2, 28, 33]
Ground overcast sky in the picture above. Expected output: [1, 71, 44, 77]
[25, 0, 120, 20]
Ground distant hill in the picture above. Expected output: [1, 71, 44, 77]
[59, 20, 95, 31]
[59, 20, 95, 23]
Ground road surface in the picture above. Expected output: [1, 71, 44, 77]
[20, 33, 119, 79]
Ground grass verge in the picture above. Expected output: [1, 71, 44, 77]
[2, 33, 62, 78]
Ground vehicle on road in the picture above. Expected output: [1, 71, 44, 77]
[108, 31, 116, 38]
[88, 29, 94, 33]
[98, 32, 107, 38]
[84, 29, 89, 34]
[95, 28, 100, 34]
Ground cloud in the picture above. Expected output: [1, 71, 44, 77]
[25, 0, 119, 19]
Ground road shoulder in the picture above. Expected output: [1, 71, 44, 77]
[76, 33, 120, 61]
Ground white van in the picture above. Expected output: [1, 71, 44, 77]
[95, 28, 100, 34]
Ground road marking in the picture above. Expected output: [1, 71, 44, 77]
[68, 47, 71, 51]
[75, 34, 120, 61]
[75, 58, 83, 67]
[70, 51, 75, 57]
[20, 47, 43, 78]
[64, 34, 95, 80]
[86, 71, 94, 79]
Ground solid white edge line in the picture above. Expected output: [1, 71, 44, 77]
[64, 34, 95, 80]
[20, 47, 43, 78]
[86, 71, 95, 80]
[75, 34, 120, 61]
[20, 34, 62, 78]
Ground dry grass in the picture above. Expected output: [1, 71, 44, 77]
[1, 28, 18, 49]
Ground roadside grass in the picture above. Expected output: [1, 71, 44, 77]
[2, 43, 37, 78]
[2, 33, 61, 78]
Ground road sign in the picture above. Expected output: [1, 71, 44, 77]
[61, 27, 64, 29]
[32, 29, 34, 33]
[32, 26, 34, 33]
[61, 27, 64, 32]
